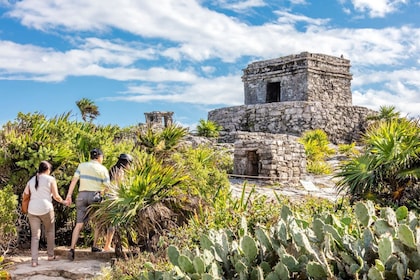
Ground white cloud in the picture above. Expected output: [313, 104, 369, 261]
[289, 0, 308, 4]
[107, 75, 243, 106]
[4, 0, 418, 66]
[274, 10, 330, 26]
[215, 0, 267, 11]
[350, 0, 409, 18]
[0, 0, 419, 119]
[0, 39, 199, 82]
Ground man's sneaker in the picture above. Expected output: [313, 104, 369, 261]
[91, 246, 102, 252]
[68, 249, 75, 261]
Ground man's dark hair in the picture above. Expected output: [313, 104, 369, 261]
[90, 148, 103, 159]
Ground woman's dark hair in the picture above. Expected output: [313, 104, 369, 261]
[90, 148, 104, 160]
[109, 154, 133, 181]
[35, 161, 52, 190]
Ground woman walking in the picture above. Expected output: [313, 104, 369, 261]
[103, 153, 133, 252]
[23, 161, 65, 267]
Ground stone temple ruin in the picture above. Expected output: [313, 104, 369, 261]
[144, 111, 173, 128]
[208, 52, 376, 182]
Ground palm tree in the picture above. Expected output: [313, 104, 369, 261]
[76, 98, 100, 122]
[367, 105, 400, 122]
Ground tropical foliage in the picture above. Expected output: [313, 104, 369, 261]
[367, 105, 401, 122]
[196, 119, 222, 138]
[136, 124, 188, 156]
[4, 104, 420, 279]
[162, 202, 420, 280]
[0, 112, 135, 246]
[298, 129, 335, 175]
[0, 185, 18, 256]
[336, 115, 420, 208]
[337, 142, 360, 157]
[76, 98, 100, 122]
[90, 151, 195, 253]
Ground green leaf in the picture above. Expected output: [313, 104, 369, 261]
[398, 224, 416, 249]
[378, 235, 393, 263]
[167, 245, 180, 266]
[368, 267, 384, 280]
[312, 219, 325, 242]
[281, 205, 293, 221]
[234, 259, 247, 273]
[355, 202, 374, 227]
[255, 227, 273, 251]
[274, 262, 290, 280]
[374, 219, 395, 237]
[375, 259, 385, 272]
[200, 234, 214, 251]
[193, 256, 205, 274]
[306, 261, 327, 278]
[240, 235, 258, 263]
[281, 254, 299, 272]
[178, 254, 195, 274]
[395, 206, 408, 221]
[380, 207, 398, 228]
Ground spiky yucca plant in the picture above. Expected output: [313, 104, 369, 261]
[90, 152, 196, 253]
[136, 124, 188, 155]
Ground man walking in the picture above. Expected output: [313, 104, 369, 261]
[64, 148, 110, 261]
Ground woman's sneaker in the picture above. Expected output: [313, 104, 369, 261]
[91, 246, 102, 252]
[68, 249, 75, 261]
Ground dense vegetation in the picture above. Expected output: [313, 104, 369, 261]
[1, 105, 420, 279]
[336, 106, 420, 209]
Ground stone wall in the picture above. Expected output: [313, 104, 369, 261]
[208, 101, 376, 144]
[242, 52, 352, 106]
[234, 132, 306, 182]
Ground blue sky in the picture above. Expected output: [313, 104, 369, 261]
[0, 0, 419, 129]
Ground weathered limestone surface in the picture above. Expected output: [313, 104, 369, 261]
[243, 52, 352, 106]
[209, 102, 375, 144]
[234, 132, 306, 182]
[208, 52, 376, 181]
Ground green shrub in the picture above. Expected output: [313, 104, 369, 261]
[337, 142, 360, 157]
[196, 119, 222, 138]
[336, 117, 420, 208]
[299, 129, 335, 175]
[0, 112, 135, 246]
[307, 160, 333, 175]
[0, 185, 18, 255]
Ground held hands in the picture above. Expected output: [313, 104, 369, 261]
[63, 196, 72, 207]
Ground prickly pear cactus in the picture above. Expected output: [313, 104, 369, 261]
[161, 202, 420, 280]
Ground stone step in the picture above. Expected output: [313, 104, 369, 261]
[54, 246, 116, 261]
[6, 249, 112, 280]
